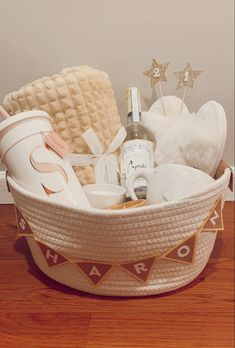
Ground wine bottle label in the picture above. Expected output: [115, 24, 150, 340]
[120, 139, 154, 197]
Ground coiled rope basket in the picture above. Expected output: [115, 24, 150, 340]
[8, 168, 230, 297]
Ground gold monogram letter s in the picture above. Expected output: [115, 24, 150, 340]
[30, 146, 68, 196]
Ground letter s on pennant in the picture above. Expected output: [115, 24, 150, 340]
[30, 146, 68, 196]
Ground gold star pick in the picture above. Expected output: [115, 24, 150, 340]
[174, 62, 202, 89]
[143, 58, 170, 87]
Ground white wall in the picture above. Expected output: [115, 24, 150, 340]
[0, 0, 234, 165]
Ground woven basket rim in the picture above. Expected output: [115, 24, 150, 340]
[7, 169, 230, 217]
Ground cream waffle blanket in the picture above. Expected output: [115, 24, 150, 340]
[4, 66, 121, 185]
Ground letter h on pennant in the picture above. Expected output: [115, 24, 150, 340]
[36, 241, 68, 267]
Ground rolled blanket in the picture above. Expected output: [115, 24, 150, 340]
[4, 65, 121, 185]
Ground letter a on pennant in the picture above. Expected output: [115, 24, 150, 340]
[76, 262, 113, 286]
[162, 233, 197, 265]
[120, 256, 156, 283]
[36, 241, 68, 267]
[14, 206, 33, 236]
[201, 197, 224, 231]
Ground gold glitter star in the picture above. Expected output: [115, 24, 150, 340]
[174, 62, 202, 89]
[143, 58, 170, 87]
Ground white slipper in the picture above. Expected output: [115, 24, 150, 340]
[196, 101, 227, 176]
[142, 98, 227, 177]
[148, 96, 189, 117]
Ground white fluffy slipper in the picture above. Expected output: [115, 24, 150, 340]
[142, 97, 227, 177]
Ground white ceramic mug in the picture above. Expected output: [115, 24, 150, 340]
[127, 164, 214, 205]
[83, 183, 126, 209]
[0, 110, 90, 208]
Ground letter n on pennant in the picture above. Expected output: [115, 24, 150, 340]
[36, 241, 68, 267]
[14, 206, 33, 236]
[76, 262, 113, 286]
[162, 233, 198, 265]
[201, 197, 224, 232]
[120, 256, 156, 284]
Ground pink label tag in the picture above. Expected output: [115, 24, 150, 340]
[44, 133, 69, 158]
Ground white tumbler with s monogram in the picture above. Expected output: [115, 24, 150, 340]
[0, 110, 90, 208]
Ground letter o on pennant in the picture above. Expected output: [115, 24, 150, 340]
[177, 245, 191, 258]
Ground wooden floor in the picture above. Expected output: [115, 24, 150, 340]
[0, 203, 234, 348]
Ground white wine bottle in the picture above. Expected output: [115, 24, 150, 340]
[120, 87, 155, 199]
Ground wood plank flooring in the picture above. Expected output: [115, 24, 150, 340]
[0, 203, 234, 347]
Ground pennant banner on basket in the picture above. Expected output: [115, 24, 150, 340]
[201, 197, 224, 232]
[36, 241, 68, 267]
[13, 193, 226, 287]
[120, 256, 157, 283]
[14, 206, 34, 236]
[161, 233, 197, 265]
[76, 261, 113, 286]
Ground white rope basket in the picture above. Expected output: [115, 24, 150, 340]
[8, 169, 230, 297]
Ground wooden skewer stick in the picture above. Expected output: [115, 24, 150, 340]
[0, 105, 10, 119]
[159, 82, 166, 116]
[178, 86, 188, 115]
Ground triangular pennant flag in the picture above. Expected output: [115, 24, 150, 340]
[201, 198, 224, 231]
[120, 256, 156, 284]
[76, 261, 113, 286]
[36, 241, 68, 267]
[14, 206, 34, 236]
[162, 233, 197, 265]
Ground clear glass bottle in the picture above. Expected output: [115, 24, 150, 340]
[120, 87, 155, 199]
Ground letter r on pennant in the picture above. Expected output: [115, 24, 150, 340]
[120, 256, 156, 283]
[134, 262, 148, 274]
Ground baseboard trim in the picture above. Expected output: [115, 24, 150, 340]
[0, 171, 14, 204]
[225, 166, 235, 201]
